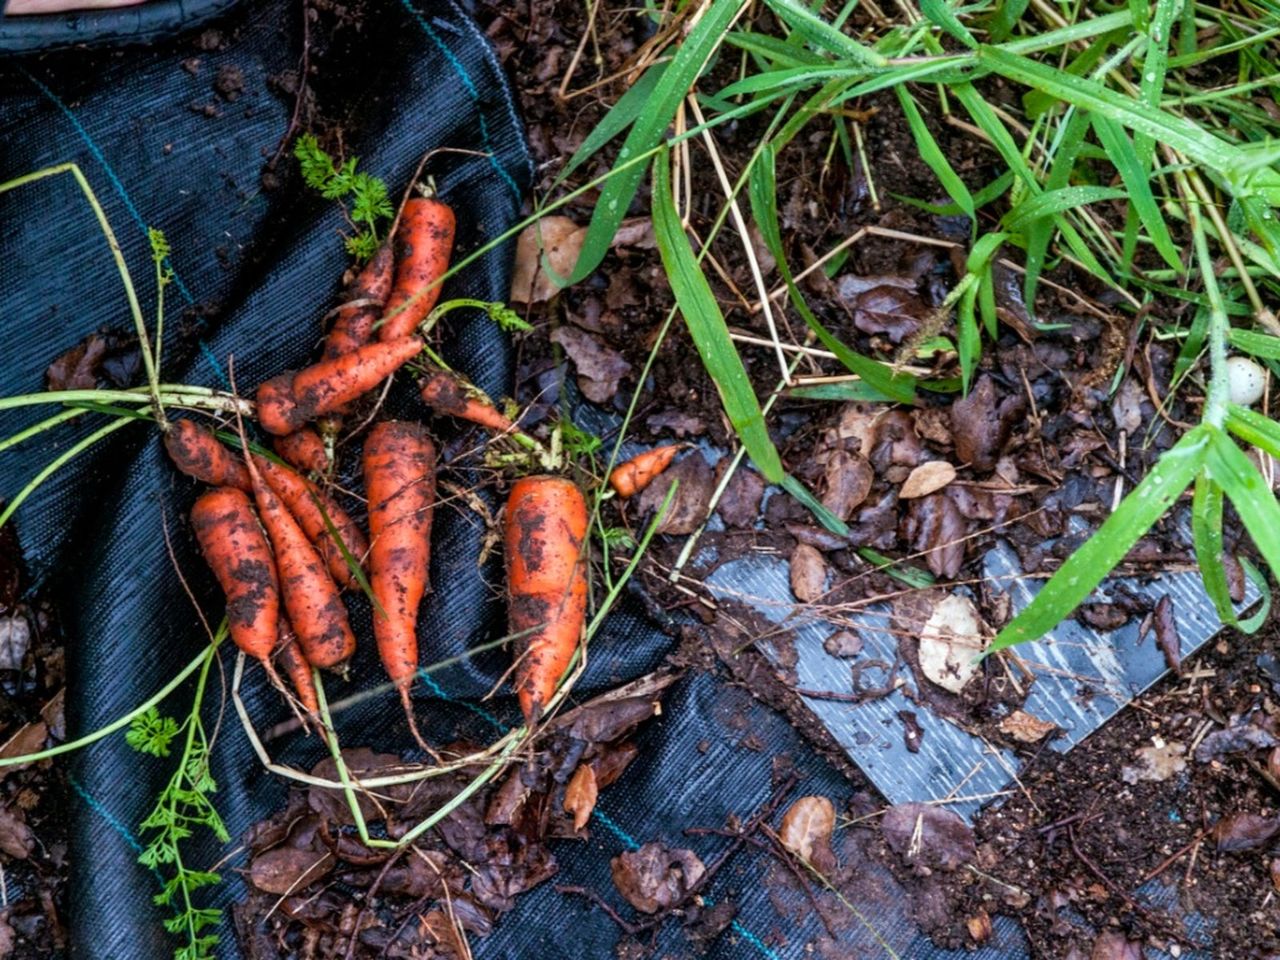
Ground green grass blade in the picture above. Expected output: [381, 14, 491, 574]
[1023, 107, 1091, 303]
[957, 279, 980, 393]
[565, 0, 749, 286]
[990, 425, 1208, 651]
[1191, 473, 1236, 626]
[1225, 403, 1280, 457]
[748, 143, 916, 403]
[894, 86, 975, 224]
[554, 62, 668, 187]
[651, 151, 781, 482]
[977, 45, 1245, 176]
[987, 0, 1030, 42]
[761, 0, 889, 67]
[1236, 559, 1272, 634]
[1205, 427, 1280, 577]
[1090, 115, 1182, 270]
[1228, 328, 1280, 360]
[1004, 185, 1129, 231]
[919, 0, 977, 48]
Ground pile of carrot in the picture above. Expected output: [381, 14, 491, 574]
[166, 181, 680, 746]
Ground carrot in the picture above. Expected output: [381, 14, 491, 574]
[244, 453, 356, 669]
[419, 370, 515, 433]
[324, 243, 394, 360]
[364, 421, 436, 749]
[380, 196, 455, 342]
[255, 455, 369, 590]
[190, 487, 280, 678]
[275, 619, 319, 717]
[165, 419, 251, 491]
[256, 336, 424, 435]
[274, 428, 330, 475]
[609, 445, 681, 498]
[503, 476, 589, 724]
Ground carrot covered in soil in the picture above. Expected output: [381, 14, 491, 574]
[165, 419, 252, 491]
[273, 427, 330, 475]
[256, 336, 424, 435]
[275, 619, 320, 718]
[255, 456, 369, 590]
[609, 445, 681, 498]
[380, 196, 455, 342]
[324, 243, 394, 360]
[503, 476, 589, 725]
[419, 370, 515, 434]
[243, 453, 356, 669]
[190, 487, 281, 683]
[364, 421, 436, 749]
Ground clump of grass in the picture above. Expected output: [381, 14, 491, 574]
[543, 0, 1280, 644]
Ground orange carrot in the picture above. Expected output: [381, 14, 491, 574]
[504, 476, 589, 724]
[190, 487, 280, 674]
[364, 421, 436, 748]
[165, 419, 251, 491]
[275, 619, 319, 717]
[324, 244, 394, 360]
[273, 428, 330, 475]
[255, 455, 369, 590]
[419, 370, 515, 433]
[256, 336, 424, 435]
[244, 453, 356, 669]
[380, 197, 455, 342]
[609, 445, 681, 498]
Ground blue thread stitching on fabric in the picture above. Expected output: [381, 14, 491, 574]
[417, 670, 511, 731]
[397, 0, 523, 202]
[68, 774, 144, 855]
[23, 70, 231, 389]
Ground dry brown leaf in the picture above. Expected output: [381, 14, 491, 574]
[1212, 811, 1280, 851]
[998, 709, 1056, 744]
[249, 846, 332, 894]
[550, 326, 632, 403]
[778, 795, 835, 863]
[822, 450, 874, 521]
[789, 543, 827, 603]
[900, 460, 957, 499]
[611, 842, 706, 914]
[563, 763, 599, 832]
[881, 802, 975, 871]
[0, 721, 47, 780]
[510, 216, 584, 304]
[0, 807, 34, 860]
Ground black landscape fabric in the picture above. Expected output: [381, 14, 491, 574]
[0, 3, 1037, 959]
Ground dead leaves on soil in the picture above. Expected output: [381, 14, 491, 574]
[242, 673, 675, 956]
[610, 842, 706, 914]
[778, 795, 835, 870]
[881, 802, 975, 872]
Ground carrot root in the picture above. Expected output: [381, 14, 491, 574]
[419, 370, 515, 433]
[255, 456, 369, 590]
[165, 419, 252, 491]
[364, 420, 437, 746]
[191, 487, 279, 663]
[380, 197, 455, 342]
[503, 475, 589, 725]
[255, 337, 424, 436]
[609, 444, 681, 498]
[324, 243, 395, 360]
[273, 427, 330, 475]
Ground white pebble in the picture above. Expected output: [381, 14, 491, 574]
[1226, 356, 1267, 406]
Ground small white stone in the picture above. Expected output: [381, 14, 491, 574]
[1226, 356, 1267, 407]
